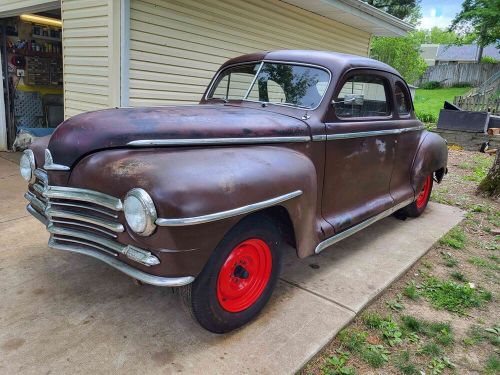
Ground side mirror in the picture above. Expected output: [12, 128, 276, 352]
[331, 94, 364, 106]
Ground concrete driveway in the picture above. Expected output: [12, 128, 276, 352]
[0, 153, 464, 374]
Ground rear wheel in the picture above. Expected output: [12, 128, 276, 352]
[399, 174, 434, 218]
[177, 214, 282, 333]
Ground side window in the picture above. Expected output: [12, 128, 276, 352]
[395, 82, 410, 115]
[336, 75, 390, 118]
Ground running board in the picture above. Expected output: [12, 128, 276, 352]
[315, 198, 414, 254]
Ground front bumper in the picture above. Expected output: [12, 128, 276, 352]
[25, 169, 194, 287]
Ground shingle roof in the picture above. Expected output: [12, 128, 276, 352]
[436, 44, 499, 62]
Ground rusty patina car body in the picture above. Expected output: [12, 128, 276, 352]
[22, 50, 447, 332]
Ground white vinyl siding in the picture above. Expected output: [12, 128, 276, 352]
[61, 0, 120, 118]
[128, 0, 371, 107]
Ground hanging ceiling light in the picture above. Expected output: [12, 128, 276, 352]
[20, 14, 62, 28]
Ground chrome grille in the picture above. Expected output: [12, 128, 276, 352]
[25, 169, 159, 267]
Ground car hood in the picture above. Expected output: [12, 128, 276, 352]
[47, 104, 310, 168]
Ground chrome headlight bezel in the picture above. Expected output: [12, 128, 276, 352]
[20, 149, 36, 183]
[123, 188, 157, 236]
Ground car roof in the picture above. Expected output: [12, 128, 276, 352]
[221, 50, 402, 80]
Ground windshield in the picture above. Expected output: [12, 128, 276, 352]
[208, 62, 330, 109]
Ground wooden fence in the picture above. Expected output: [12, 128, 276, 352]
[453, 71, 500, 113]
[416, 63, 499, 87]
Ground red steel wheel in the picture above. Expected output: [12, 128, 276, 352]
[217, 239, 273, 312]
[415, 175, 432, 209]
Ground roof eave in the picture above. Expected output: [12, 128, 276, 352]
[282, 0, 414, 36]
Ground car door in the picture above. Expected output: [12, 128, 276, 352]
[321, 71, 399, 233]
[389, 79, 426, 203]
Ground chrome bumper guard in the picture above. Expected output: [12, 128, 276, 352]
[25, 171, 194, 287]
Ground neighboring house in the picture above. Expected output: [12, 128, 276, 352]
[421, 43, 499, 66]
[0, 0, 412, 150]
[420, 44, 439, 66]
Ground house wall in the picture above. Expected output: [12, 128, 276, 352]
[61, 0, 121, 118]
[127, 0, 372, 107]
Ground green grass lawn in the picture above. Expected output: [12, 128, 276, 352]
[413, 87, 470, 124]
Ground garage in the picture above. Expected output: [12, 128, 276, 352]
[0, 0, 412, 151]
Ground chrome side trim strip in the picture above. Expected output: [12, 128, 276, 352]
[127, 136, 311, 147]
[313, 126, 424, 141]
[48, 238, 194, 287]
[44, 149, 70, 171]
[45, 207, 125, 233]
[26, 204, 49, 225]
[47, 225, 160, 266]
[312, 134, 327, 141]
[157, 190, 303, 227]
[315, 198, 414, 254]
[44, 186, 123, 211]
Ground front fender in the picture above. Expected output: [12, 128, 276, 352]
[411, 131, 448, 193]
[69, 146, 318, 275]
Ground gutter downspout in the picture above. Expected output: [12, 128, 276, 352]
[120, 0, 130, 107]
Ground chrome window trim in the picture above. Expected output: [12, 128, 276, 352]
[44, 186, 123, 211]
[44, 149, 70, 171]
[205, 59, 333, 111]
[45, 207, 125, 233]
[156, 190, 303, 227]
[312, 126, 424, 141]
[315, 198, 413, 254]
[48, 238, 194, 286]
[127, 136, 311, 147]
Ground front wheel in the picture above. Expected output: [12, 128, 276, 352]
[177, 214, 282, 333]
[400, 174, 434, 218]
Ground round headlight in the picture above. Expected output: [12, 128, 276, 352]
[123, 188, 157, 236]
[20, 149, 35, 182]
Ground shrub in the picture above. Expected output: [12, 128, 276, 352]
[451, 82, 473, 88]
[421, 81, 441, 89]
[481, 56, 498, 64]
[415, 110, 437, 123]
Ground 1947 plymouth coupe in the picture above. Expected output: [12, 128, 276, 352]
[21, 50, 447, 333]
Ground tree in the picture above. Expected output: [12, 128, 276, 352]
[364, 0, 422, 25]
[478, 151, 500, 197]
[370, 34, 428, 83]
[450, 0, 500, 60]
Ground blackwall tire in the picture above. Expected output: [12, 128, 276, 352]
[177, 214, 282, 333]
[400, 174, 434, 218]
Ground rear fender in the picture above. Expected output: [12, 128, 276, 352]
[411, 131, 448, 193]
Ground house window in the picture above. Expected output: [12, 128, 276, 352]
[336, 75, 390, 118]
[395, 82, 410, 115]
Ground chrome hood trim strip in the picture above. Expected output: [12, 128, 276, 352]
[48, 238, 194, 287]
[315, 198, 414, 254]
[127, 136, 311, 147]
[44, 149, 70, 171]
[156, 190, 303, 227]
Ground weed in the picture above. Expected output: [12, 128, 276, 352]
[469, 204, 487, 212]
[484, 354, 500, 375]
[457, 162, 472, 170]
[322, 351, 356, 375]
[338, 329, 366, 352]
[439, 227, 467, 249]
[464, 325, 486, 346]
[485, 326, 500, 347]
[489, 254, 499, 263]
[441, 252, 458, 267]
[362, 312, 383, 329]
[380, 318, 403, 346]
[430, 191, 454, 205]
[421, 260, 433, 269]
[450, 271, 467, 282]
[392, 351, 419, 375]
[386, 298, 405, 312]
[428, 356, 455, 374]
[420, 277, 491, 314]
[468, 257, 500, 271]
[360, 344, 389, 368]
[403, 281, 420, 300]
[419, 342, 442, 356]
[401, 316, 454, 346]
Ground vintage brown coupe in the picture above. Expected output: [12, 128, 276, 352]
[21, 51, 447, 333]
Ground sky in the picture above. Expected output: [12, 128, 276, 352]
[418, 0, 463, 30]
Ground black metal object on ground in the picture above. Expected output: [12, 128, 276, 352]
[437, 109, 490, 133]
